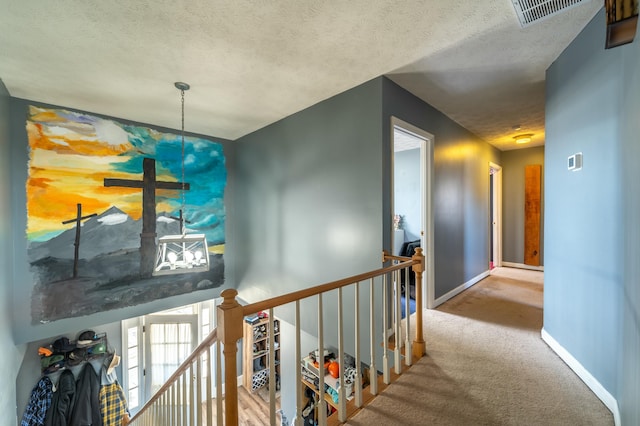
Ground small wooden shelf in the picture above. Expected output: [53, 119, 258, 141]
[301, 377, 340, 410]
[242, 317, 280, 393]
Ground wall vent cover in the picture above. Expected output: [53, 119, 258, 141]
[511, 0, 589, 27]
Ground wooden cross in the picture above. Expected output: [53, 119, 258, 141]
[168, 209, 191, 235]
[104, 157, 189, 277]
[61, 203, 97, 279]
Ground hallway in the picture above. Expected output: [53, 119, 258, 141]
[347, 267, 614, 425]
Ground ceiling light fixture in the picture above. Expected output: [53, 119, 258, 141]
[153, 82, 210, 276]
[514, 133, 533, 144]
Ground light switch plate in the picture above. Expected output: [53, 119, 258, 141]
[568, 152, 582, 171]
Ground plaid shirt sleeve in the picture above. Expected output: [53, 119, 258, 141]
[21, 377, 53, 426]
[100, 382, 129, 426]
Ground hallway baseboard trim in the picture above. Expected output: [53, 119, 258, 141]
[541, 328, 620, 426]
[434, 270, 489, 307]
[501, 262, 544, 271]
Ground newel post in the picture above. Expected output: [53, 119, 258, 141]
[217, 289, 244, 426]
[412, 247, 426, 358]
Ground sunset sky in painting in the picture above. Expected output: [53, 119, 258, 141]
[26, 106, 227, 246]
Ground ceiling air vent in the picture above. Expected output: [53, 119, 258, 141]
[511, 0, 589, 27]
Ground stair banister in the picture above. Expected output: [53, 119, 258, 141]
[412, 247, 425, 358]
[129, 250, 423, 426]
[217, 289, 244, 425]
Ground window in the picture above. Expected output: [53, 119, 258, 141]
[122, 299, 217, 415]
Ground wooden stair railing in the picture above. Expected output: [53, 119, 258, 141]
[129, 248, 425, 426]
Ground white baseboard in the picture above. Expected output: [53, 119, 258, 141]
[501, 262, 544, 271]
[433, 270, 489, 307]
[541, 328, 620, 426]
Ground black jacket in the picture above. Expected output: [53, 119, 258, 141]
[70, 363, 102, 426]
[45, 369, 76, 426]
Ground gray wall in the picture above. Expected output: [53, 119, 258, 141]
[618, 15, 640, 426]
[1, 81, 26, 426]
[234, 78, 385, 420]
[394, 148, 421, 242]
[382, 78, 501, 299]
[501, 146, 545, 265]
[234, 78, 384, 296]
[545, 8, 639, 423]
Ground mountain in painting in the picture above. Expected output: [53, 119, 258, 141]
[27, 206, 187, 262]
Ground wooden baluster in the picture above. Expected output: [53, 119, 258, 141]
[169, 385, 173, 426]
[317, 293, 326, 425]
[383, 273, 390, 384]
[354, 281, 362, 407]
[394, 269, 401, 375]
[174, 382, 179, 425]
[189, 363, 195, 426]
[163, 392, 167, 426]
[205, 343, 215, 426]
[213, 342, 220, 426]
[176, 375, 181, 426]
[368, 277, 377, 396]
[404, 265, 412, 366]
[269, 308, 276, 425]
[338, 287, 346, 422]
[196, 354, 202, 426]
[182, 372, 187, 426]
[217, 289, 244, 426]
[412, 248, 426, 359]
[295, 300, 303, 425]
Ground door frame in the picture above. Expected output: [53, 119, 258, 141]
[391, 116, 435, 309]
[489, 162, 503, 269]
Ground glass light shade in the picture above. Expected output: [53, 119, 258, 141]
[514, 133, 533, 144]
[153, 233, 209, 276]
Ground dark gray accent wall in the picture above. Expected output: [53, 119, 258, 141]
[394, 148, 421, 242]
[8, 98, 234, 346]
[1, 81, 25, 425]
[545, 8, 639, 422]
[382, 78, 501, 299]
[502, 146, 545, 265]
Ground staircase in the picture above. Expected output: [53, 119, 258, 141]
[128, 249, 425, 425]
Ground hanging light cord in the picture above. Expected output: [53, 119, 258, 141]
[175, 82, 190, 235]
[180, 87, 186, 235]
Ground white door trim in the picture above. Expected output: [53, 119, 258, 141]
[391, 116, 435, 310]
[490, 162, 503, 268]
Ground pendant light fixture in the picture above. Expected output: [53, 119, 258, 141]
[153, 82, 210, 276]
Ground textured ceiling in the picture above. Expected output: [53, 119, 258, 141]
[0, 0, 602, 151]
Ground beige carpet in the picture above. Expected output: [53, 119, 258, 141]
[347, 267, 613, 426]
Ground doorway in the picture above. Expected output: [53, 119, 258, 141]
[489, 162, 502, 269]
[391, 117, 434, 309]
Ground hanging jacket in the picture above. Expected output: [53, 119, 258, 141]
[45, 369, 76, 426]
[99, 356, 129, 426]
[21, 376, 53, 426]
[70, 363, 102, 426]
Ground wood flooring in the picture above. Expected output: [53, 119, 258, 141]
[205, 386, 280, 426]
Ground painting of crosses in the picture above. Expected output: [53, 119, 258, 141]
[25, 106, 226, 323]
